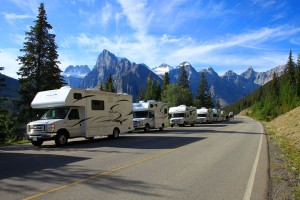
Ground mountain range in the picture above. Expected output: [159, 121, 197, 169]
[1, 49, 286, 107]
[62, 49, 285, 106]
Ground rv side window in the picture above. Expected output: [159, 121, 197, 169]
[68, 109, 80, 120]
[91, 100, 104, 110]
[74, 93, 82, 100]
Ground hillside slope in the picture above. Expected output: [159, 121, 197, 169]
[268, 106, 300, 147]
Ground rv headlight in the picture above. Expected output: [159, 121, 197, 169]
[46, 124, 55, 133]
[27, 125, 31, 132]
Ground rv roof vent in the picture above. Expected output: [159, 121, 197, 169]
[147, 100, 156, 103]
[139, 100, 145, 103]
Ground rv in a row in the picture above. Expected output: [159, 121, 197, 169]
[26, 86, 133, 146]
[169, 105, 197, 127]
[132, 100, 168, 132]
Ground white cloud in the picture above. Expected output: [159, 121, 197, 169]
[4, 13, 33, 21]
[0, 48, 21, 79]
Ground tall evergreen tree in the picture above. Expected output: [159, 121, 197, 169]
[155, 80, 162, 101]
[17, 3, 63, 121]
[215, 98, 221, 109]
[104, 74, 116, 92]
[0, 67, 6, 105]
[136, 88, 144, 102]
[178, 66, 189, 89]
[163, 72, 170, 90]
[295, 54, 300, 96]
[99, 80, 104, 91]
[196, 71, 210, 108]
[144, 75, 155, 101]
[285, 49, 295, 84]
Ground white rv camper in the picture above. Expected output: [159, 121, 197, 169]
[26, 86, 133, 146]
[132, 100, 168, 132]
[169, 105, 197, 127]
[196, 107, 212, 124]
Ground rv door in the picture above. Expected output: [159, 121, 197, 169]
[149, 111, 155, 128]
[67, 108, 83, 137]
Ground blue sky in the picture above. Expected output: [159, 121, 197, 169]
[1, 0, 300, 78]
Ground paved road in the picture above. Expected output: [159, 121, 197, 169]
[0, 116, 268, 200]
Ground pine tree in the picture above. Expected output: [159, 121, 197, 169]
[144, 75, 155, 101]
[197, 71, 209, 108]
[178, 65, 189, 89]
[154, 80, 161, 101]
[136, 88, 144, 102]
[99, 81, 104, 91]
[285, 49, 295, 84]
[17, 3, 63, 121]
[104, 74, 116, 92]
[295, 54, 300, 96]
[0, 67, 6, 105]
[163, 72, 170, 90]
[215, 98, 221, 109]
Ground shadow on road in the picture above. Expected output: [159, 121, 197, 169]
[0, 152, 88, 180]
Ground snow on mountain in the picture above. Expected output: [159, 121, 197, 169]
[63, 65, 91, 78]
[152, 63, 174, 75]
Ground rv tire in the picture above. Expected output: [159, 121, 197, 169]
[144, 124, 150, 132]
[109, 128, 120, 139]
[31, 140, 43, 147]
[159, 124, 165, 131]
[55, 132, 68, 146]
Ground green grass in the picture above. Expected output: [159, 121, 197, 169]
[0, 139, 29, 146]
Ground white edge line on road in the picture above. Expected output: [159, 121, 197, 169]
[243, 123, 264, 200]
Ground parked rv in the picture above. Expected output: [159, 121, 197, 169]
[26, 86, 133, 146]
[196, 107, 212, 124]
[132, 100, 168, 132]
[169, 105, 197, 127]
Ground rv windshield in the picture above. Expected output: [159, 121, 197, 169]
[172, 113, 185, 118]
[41, 108, 70, 120]
[133, 111, 148, 118]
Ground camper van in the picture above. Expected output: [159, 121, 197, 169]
[169, 105, 197, 127]
[26, 86, 133, 146]
[132, 100, 168, 132]
[196, 107, 212, 124]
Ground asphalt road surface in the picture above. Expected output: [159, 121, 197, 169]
[0, 116, 268, 200]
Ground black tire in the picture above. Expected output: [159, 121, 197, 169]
[55, 132, 68, 146]
[191, 124, 194, 127]
[159, 124, 165, 131]
[171, 125, 173, 127]
[31, 140, 43, 147]
[182, 122, 186, 127]
[110, 128, 120, 139]
[144, 124, 150, 132]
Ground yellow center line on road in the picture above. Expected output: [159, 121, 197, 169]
[23, 145, 186, 200]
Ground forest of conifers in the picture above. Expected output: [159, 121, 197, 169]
[225, 50, 300, 121]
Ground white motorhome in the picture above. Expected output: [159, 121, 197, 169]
[212, 109, 219, 122]
[196, 107, 212, 124]
[169, 105, 197, 127]
[26, 86, 133, 146]
[132, 100, 168, 132]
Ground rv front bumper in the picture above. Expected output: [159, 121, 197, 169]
[26, 132, 57, 141]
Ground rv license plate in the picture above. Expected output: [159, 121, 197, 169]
[32, 137, 37, 141]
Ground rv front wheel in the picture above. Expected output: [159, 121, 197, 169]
[31, 140, 43, 147]
[55, 132, 68, 146]
[144, 124, 150, 132]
